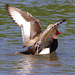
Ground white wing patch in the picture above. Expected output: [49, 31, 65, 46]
[21, 22, 30, 47]
[8, 7, 31, 46]
[8, 8, 26, 27]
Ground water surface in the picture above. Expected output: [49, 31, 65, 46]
[0, 0, 75, 75]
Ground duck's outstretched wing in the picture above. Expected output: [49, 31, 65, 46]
[36, 20, 66, 52]
[6, 4, 42, 47]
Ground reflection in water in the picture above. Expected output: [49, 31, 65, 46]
[16, 56, 33, 74]
[14, 53, 61, 74]
[48, 52, 59, 62]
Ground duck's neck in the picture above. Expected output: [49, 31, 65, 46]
[52, 34, 58, 39]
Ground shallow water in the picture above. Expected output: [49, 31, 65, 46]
[0, 0, 75, 75]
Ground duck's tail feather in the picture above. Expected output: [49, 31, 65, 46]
[15, 45, 36, 55]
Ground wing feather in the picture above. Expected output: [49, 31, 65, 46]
[37, 20, 66, 50]
[6, 4, 42, 47]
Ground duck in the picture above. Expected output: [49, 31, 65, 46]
[15, 21, 65, 55]
[6, 4, 66, 55]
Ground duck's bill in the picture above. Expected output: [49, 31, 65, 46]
[58, 31, 62, 34]
[57, 30, 62, 34]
